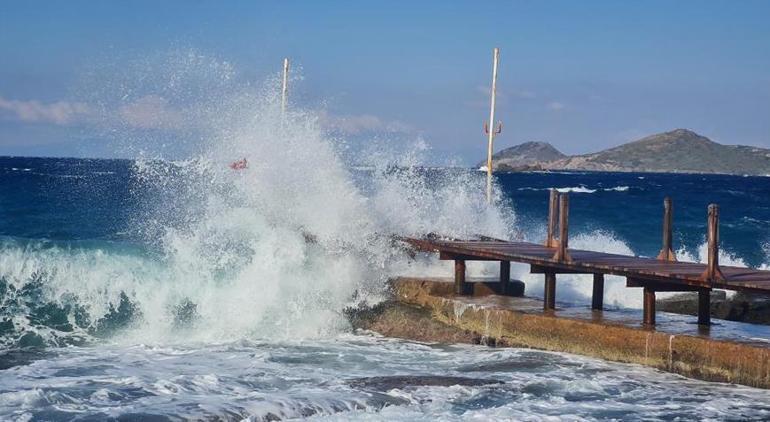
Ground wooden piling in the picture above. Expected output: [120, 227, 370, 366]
[500, 260, 511, 294]
[544, 272, 556, 310]
[553, 193, 571, 262]
[698, 289, 711, 326]
[643, 287, 656, 326]
[546, 189, 560, 248]
[454, 259, 468, 295]
[404, 193, 770, 329]
[681, 203, 719, 324]
[657, 197, 676, 261]
[592, 273, 604, 310]
[701, 204, 725, 282]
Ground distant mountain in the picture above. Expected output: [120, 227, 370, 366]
[478, 141, 566, 171]
[486, 129, 770, 175]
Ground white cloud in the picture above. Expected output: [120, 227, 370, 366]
[0, 94, 188, 131]
[0, 95, 92, 125]
[319, 111, 412, 135]
[0, 94, 406, 136]
[513, 90, 536, 99]
[547, 101, 566, 111]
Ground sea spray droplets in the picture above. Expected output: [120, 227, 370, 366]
[0, 53, 515, 346]
[116, 54, 515, 342]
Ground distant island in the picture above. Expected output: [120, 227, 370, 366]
[481, 129, 770, 175]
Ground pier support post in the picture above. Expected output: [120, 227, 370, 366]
[592, 273, 604, 310]
[698, 289, 711, 326]
[454, 260, 469, 295]
[553, 193, 571, 262]
[545, 189, 560, 248]
[500, 260, 511, 294]
[701, 204, 725, 283]
[643, 287, 656, 326]
[544, 272, 556, 310]
[657, 197, 677, 261]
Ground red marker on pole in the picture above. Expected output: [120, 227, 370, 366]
[229, 158, 248, 170]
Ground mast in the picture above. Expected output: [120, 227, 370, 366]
[485, 48, 501, 204]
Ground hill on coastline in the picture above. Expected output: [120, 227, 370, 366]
[478, 141, 566, 171]
[486, 129, 770, 175]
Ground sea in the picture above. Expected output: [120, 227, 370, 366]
[2, 51, 770, 419]
[2, 154, 770, 420]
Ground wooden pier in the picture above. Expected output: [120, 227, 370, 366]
[404, 190, 770, 327]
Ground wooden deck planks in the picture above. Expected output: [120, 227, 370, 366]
[405, 238, 770, 294]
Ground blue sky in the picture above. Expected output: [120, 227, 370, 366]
[1, 1, 769, 163]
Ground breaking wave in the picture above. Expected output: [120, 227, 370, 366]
[0, 53, 515, 349]
[1, 51, 767, 352]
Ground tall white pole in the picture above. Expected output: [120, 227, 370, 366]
[281, 57, 289, 116]
[486, 48, 500, 204]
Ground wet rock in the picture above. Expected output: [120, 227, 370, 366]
[505, 280, 526, 297]
[658, 291, 770, 325]
[465, 279, 526, 297]
[346, 301, 483, 344]
[0, 348, 51, 370]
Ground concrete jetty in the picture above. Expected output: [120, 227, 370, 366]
[370, 277, 770, 389]
[402, 193, 770, 327]
[377, 191, 770, 388]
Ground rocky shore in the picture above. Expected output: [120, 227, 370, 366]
[658, 291, 770, 325]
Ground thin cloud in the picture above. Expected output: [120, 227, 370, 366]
[547, 101, 566, 111]
[0, 95, 92, 125]
[467, 86, 535, 108]
[1, 94, 409, 136]
[319, 111, 412, 135]
[0, 94, 189, 131]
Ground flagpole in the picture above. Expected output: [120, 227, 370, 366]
[485, 48, 500, 204]
[281, 57, 289, 116]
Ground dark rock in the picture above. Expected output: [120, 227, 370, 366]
[346, 301, 483, 344]
[471, 280, 525, 297]
[658, 290, 770, 325]
[506, 280, 526, 297]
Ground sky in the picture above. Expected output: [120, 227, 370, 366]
[0, 0, 769, 164]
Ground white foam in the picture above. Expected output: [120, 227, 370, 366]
[2, 336, 769, 420]
[514, 231, 640, 307]
[517, 186, 629, 193]
[0, 56, 514, 345]
[557, 186, 596, 193]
